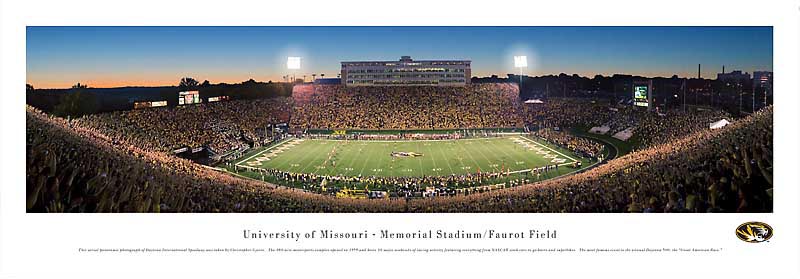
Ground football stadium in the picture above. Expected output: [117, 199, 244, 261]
[26, 53, 774, 213]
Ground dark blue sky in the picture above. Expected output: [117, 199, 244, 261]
[27, 26, 772, 88]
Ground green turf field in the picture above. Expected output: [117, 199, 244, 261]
[234, 136, 587, 178]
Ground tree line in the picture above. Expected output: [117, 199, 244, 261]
[26, 78, 294, 117]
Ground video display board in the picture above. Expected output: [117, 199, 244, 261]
[179, 91, 200, 105]
[633, 85, 649, 107]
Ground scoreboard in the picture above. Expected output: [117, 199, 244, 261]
[179, 91, 201, 105]
[633, 85, 648, 106]
[632, 80, 652, 108]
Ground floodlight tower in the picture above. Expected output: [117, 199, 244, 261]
[752, 69, 756, 113]
[514, 56, 528, 94]
[287, 57, 301, 83]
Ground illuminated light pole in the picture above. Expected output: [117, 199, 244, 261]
[682, 79, 686, 113]
[514, 56, 527, 94]
[287, 57, 301, 83]
[739, 82, 743, 114]
[752, 70, 756, 113]
[764, 76, 768, 108]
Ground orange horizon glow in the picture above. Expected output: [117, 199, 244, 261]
[27, 70, 717, 89]
[26, 74, 293, 89]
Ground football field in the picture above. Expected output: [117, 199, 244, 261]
[234, 136, 588, 178]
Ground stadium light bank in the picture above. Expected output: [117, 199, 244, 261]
[287, 56, 301, 82]
[514, 55, 527, 88]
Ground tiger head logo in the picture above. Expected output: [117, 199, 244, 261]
[736, 222, 773, 243]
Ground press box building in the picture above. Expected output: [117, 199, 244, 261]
[340, 56, 471, 86]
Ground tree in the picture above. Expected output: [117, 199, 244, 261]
[26, 84, 34, 94]
[179, 77, 199, 90]
[53, 83, 98, 117]
[200, 80, 211, 87]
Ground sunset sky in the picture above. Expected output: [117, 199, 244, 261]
[27, 26, 773, 89]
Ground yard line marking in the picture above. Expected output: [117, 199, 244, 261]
[380, 140, 397, 177]
[339, 141, 358, 177]
[296, 139, 328, 173]
[436, 140, 456, 175]
[488, 138, 524, 172]
[357, 141, 375, 176]
[422, 141, 439, 175]
[325, 140, 346, 176]
[469, 138, 500, 172]
[415, 141, 425, 176]
[454, 138, 482, 173]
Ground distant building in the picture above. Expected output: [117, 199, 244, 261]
[340, 56, 471, 86]
[717, 70, 751, 83]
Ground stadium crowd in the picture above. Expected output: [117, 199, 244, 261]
[233, 163, 566, 199]
[76, 98, 292, 155]
[633, 109, 732, 147]
[26, 80, 773, 213]
[522, 98, 613, 129]
[533, 128, 604, 159]
[523, 98, 735, 150]
[27, 105, 405, 212]
[410, 106, 773, 213]
[291, 84, 523, 130]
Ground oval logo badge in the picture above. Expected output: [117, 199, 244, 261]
[736, 222, 773, 243]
